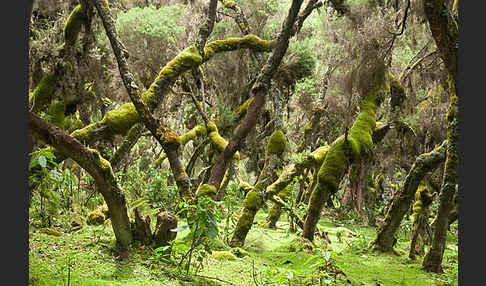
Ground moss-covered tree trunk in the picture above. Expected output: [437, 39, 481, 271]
[297, 66, 332, 152]
[420, 0, 458, 273]
[201, 0, 305, 197]
[110, 123, 145, 173]
[230, 129, 286, 247]
[29, 112, 133, 249]
[409, 186, 436, 259]
[264, 86, 289, 227]
[91, 0, 195, 201]
[371, 140, 447, 252]
[448, 191, 458, 229]
[422, 91, 458, 272]
[302, 69, 390, 241]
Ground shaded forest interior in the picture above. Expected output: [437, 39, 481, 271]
[28, 0, 458, 285]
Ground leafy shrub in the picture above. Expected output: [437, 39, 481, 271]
[112, 4, 188, 87]
[116, 5, 185, 44]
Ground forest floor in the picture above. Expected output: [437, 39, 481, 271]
[29, 209, 458, 286]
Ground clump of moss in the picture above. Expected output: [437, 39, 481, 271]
[180, 124, 206, 145]
[29, 74, 57, 113]
[266, 129, 286, 155]
[309, 145, 330, 166]
[86, 209, 106, 225]
[64, 115, 84, 133]
[196, 184, 217, 198]
[234, 97, 254, 118]
[243, 189, 262, 209]
[141, 45, 203, 109]
[203, 35, 273, 60]
[158, 128, 182, 149]
[38, 228, 63, 237]
[210, 251, 238, 261]
[348, 94, 379, 155]
[276, 237, 314, 253]
[64, 4, 84, 46]
[238, 181, 253, 195]
[101, 103, 140, 138]
[46, 99, 66, 129]
[208, 128, 228, 152]
[230, 247, 248, 257]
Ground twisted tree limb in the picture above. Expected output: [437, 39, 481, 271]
[30, 111, 133, 249]
[370, 140, 447, 252]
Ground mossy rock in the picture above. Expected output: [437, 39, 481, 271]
[86, 210, 105, 225]
[38, 228, 63, 237]
[276, 237, 314, 253]
[210, 251, 238, 261]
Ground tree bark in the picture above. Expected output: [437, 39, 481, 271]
[422, 90, 458, 272]
[202, 0, 305, 195]
[29, 112, 133, 249]
[230, 129, 286, 247]
[302, 69, 390, 241]
[371, 140, 447, 252]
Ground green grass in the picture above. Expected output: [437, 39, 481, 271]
[29, 210, 458, 286]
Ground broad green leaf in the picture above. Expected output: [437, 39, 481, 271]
[38, 155, 47, 168]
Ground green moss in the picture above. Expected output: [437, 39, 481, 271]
[196, 184, 217, 197]
[275, 237, 314, 253]
[243, 189, 262, 210]
[153, 153, 167, 167]
[46, 99, 66, 129]
[203, 35, 273, 61]
[158, 128, 182, 149]
[205, 121, 240, 161]
[303, 121, 313, 133]
[309, 145, 330, 166]
[142, 45, 203, 108]
[316, 136, 352, 192]
[70, 122, 97, 142]
[64, 115, 84, 133]
[38, 228, 63, 237]
[348, 93, 379, 155]
[238, 181, 253, 193]
[266, 129, 286, 155]
[230, 247, 248, 258]
[208, 129, 228, 152]
[100, 103, 140, 138]
[64, 4, 83, 46]
[86, 210, 105, 225]
[29, 74, 57, 113]
[211, 251, 237, 261]
[180, 124, 206, 145]
[234, 97, 254, 117]
[221, 0, 236, 8]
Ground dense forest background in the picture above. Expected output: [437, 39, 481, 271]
[27, 0, 459, 285]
